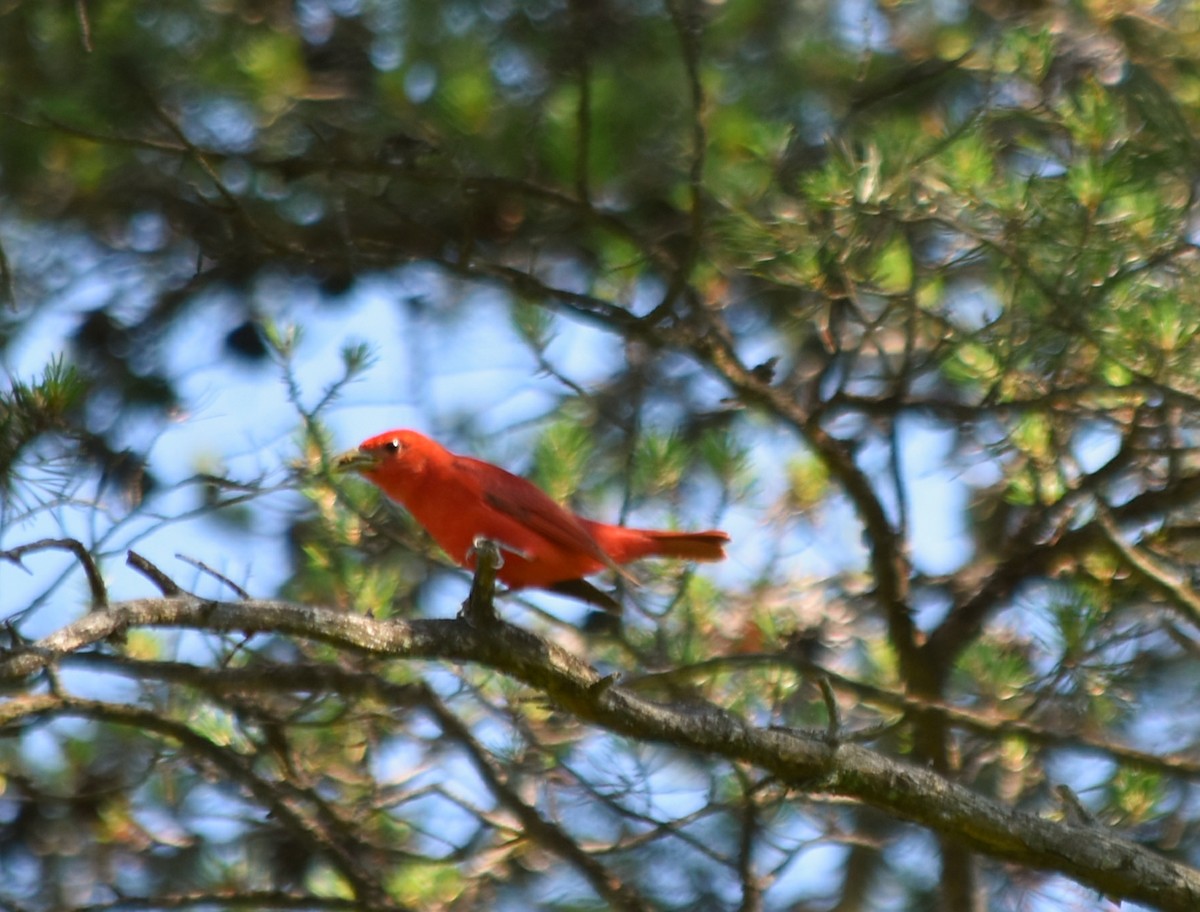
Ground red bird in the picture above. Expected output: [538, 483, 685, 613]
[339, 429, 729, 610]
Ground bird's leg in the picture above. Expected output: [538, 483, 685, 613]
[466, 535, 529, 564]
[461, 537, 504, 625]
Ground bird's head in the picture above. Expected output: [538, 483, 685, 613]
[336, 429, 446, 495]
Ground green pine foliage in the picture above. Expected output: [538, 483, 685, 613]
[3, 2, 1200, 910]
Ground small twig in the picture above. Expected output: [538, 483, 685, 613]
[175, 553, 251, 599]
[839, 718, 905, 744]
[2, 538, 107, 609]
[588, 672, 622, 696]
[126, 551, 182, 596]
[1, 619, 32, 656]
[1056, 784, 1099, 828]
[648, 0, 707, 323]
[75, 0, 94, 52]
[0, 228, 14, 309]
[460, 538, 503, 625]
[819, 676, 841, 745]
[888, 418, 909, 541]
[421, 686, 651, 911]
[135, 84, 281, 257]
[572, 22, 593, 205]
[1096, 503, 1200, 627]
[769, 715, 900, 748]
[43, 662, 66, 698]
[735, 766, 764, 912]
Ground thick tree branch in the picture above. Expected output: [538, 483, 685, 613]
[635, 653, 1200, 780]
[2, 596, 1197, 911]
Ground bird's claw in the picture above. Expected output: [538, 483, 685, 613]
[468, 536, 505, 570]
[468, 535, 536, 568]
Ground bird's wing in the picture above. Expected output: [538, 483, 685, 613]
[463, 457, 632, 579]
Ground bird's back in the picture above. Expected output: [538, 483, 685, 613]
[406, 454, 611, 587]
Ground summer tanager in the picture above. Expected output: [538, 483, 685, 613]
[338, 429, 730, 610]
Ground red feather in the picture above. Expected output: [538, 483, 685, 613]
[347, 429, 729, 608]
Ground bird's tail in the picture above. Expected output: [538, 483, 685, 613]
[642, 529, 730, 562]
[582, 521, 731, 565]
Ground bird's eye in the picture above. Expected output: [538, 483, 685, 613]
[385, 439, 402, 453]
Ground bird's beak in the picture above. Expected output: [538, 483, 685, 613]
[334, 449, 381, 474]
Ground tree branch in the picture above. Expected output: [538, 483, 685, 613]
[2, 596, 1197, 911]
[0, 692, 397, 909]
[2, 538, 107, 608]
[421, 688, 651, 912]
